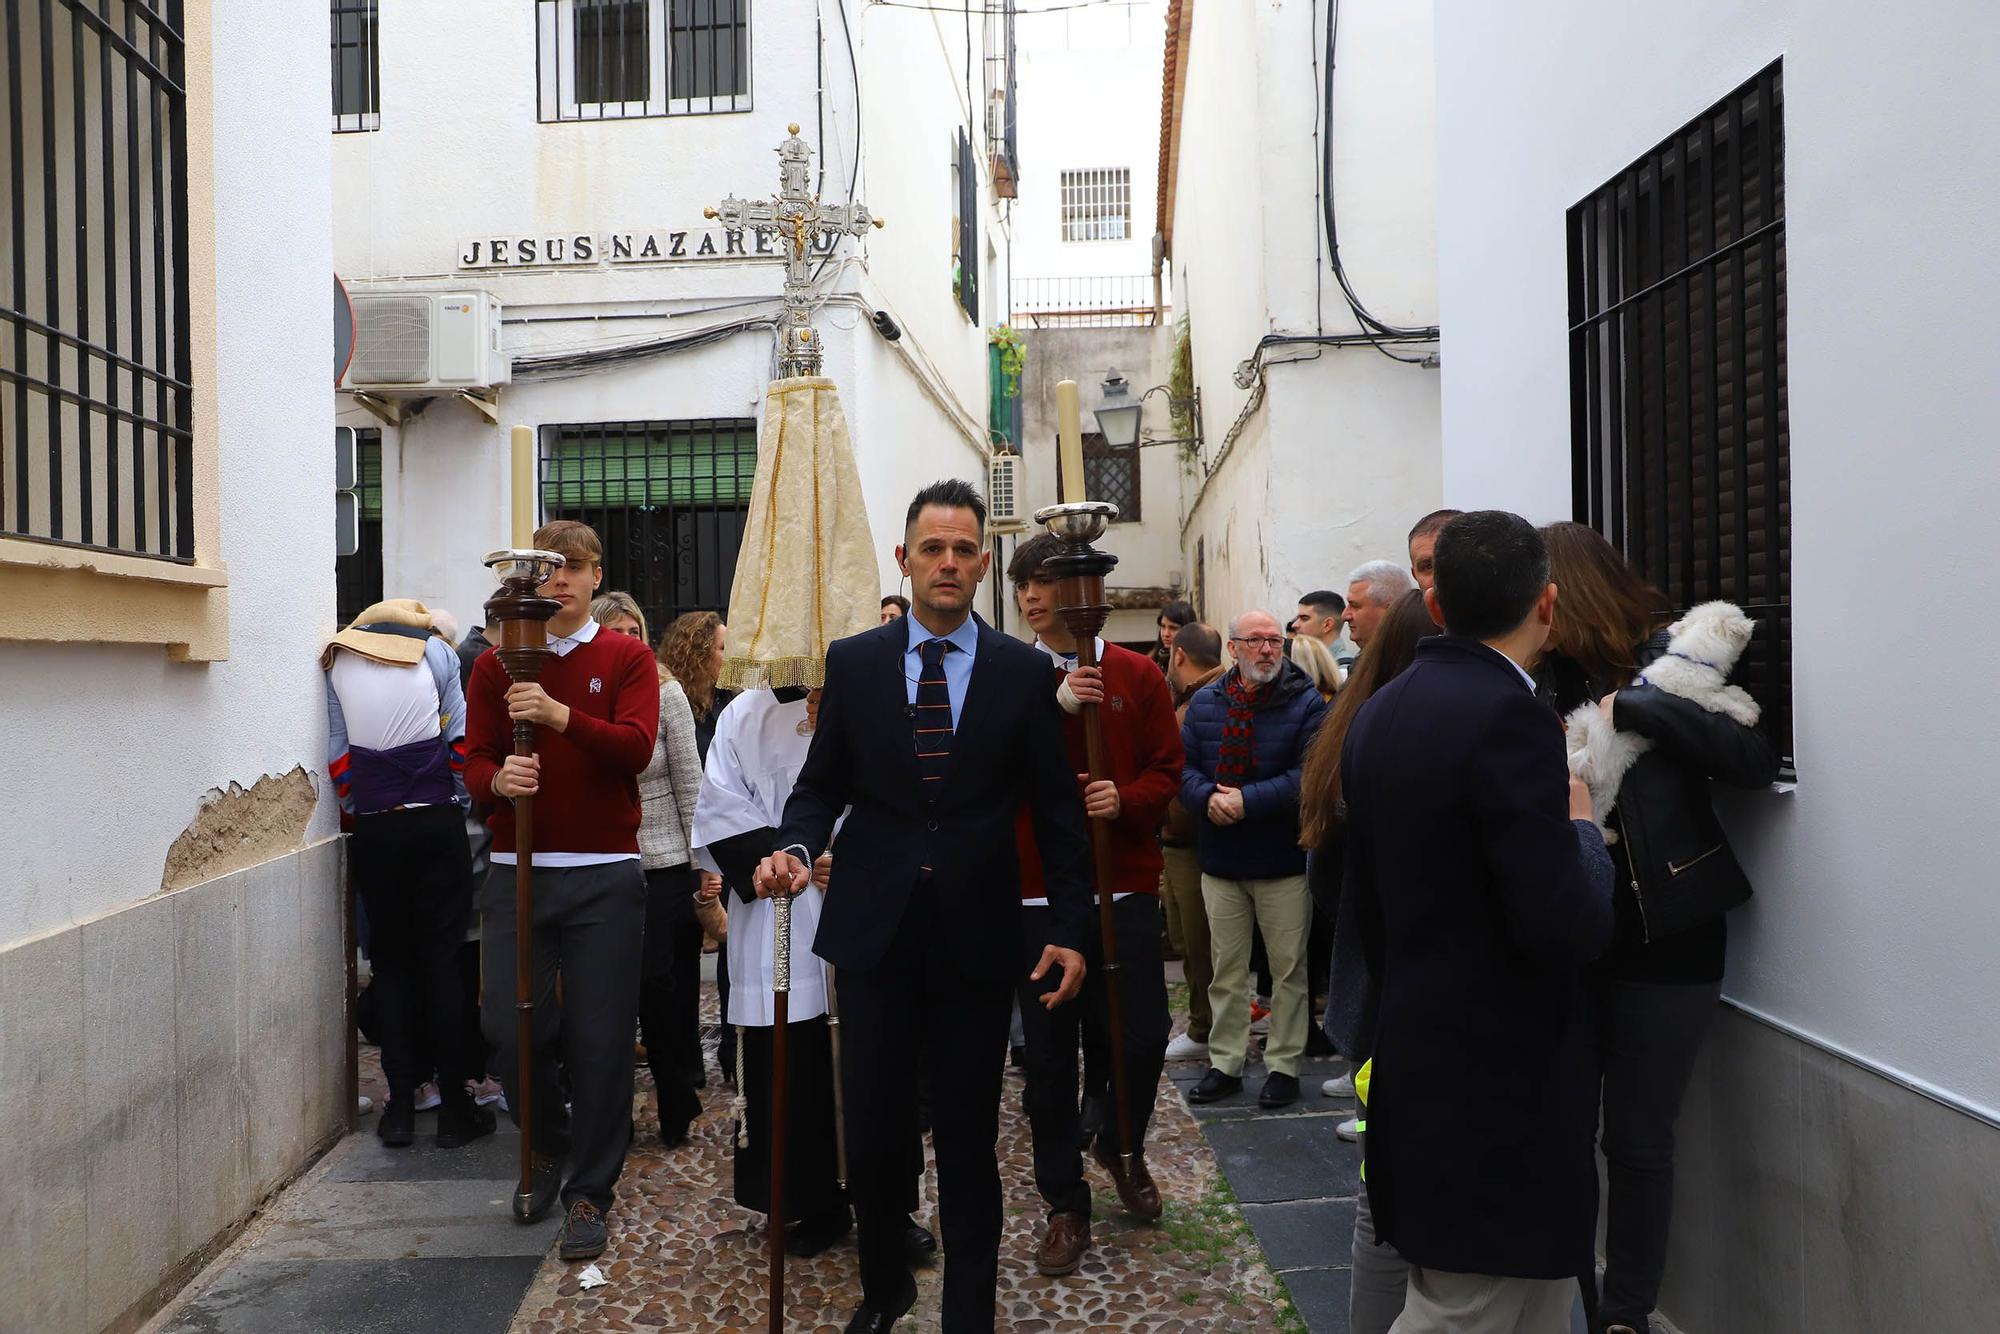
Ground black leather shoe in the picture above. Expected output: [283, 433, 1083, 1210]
[902, 1216, 938, 1267]
[512, 1153, 562, 1223]
[377, 1101, 415, 1148]
[1259, 1072, 1300, 1108]
[786, 1203, 854, 1257]
[1305, 1026, 1339, 1058]
[842, 1283, 915, 1333]
[1186, 1068, 1244, 1104]
[435, 1103, 495, 1149]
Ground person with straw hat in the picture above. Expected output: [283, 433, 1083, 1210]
[323, 598, 493, 1152]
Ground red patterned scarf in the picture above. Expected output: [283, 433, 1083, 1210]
[1216, 670, 1267, 784]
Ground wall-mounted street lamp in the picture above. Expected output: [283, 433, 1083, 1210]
[1092, 371, 1203, 453]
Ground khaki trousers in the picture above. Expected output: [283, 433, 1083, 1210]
[1388, 1268, 1575, 1334]
[1201, 872, 1310, 1076]
[1160, 845, 1212, 1042]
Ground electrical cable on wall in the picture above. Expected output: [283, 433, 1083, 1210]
[1322, 0, 1439, 363]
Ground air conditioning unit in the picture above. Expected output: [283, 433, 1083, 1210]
[347, 290, 509, 392]
[989, 452, 1025, 530]
[984, 93, 1007, 148]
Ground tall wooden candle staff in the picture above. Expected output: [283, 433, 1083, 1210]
[1035, 379, 1137, 1176]
[482, 546, 564, 1217]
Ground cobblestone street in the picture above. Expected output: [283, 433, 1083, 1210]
[157, 967, 1317, 1333]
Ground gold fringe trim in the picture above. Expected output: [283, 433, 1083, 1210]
[717, 655, 828, 691]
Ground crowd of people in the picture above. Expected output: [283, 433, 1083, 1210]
[322, 483, 1775, 1334]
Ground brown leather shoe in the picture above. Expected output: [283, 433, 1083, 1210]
[1035, 1210, 1091, 1276]
[1092, 1135, 1164, 1220]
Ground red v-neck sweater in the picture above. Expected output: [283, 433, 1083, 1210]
[465, 628, 660, 856]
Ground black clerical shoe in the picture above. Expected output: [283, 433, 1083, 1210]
[435, 1103, 495, 1150]
[842, 1281, 916, 1333]
[377, 1100, 415, 1148]
[1186, 1068, 1243, 1104]
[902, 1216, 938, 1267]
[512, 1153, 562, 1224]
[786, 1204, 854, 1257]
[1258, 1072, 1300, 1108]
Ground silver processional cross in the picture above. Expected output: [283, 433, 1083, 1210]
[706, 122, 883, 378]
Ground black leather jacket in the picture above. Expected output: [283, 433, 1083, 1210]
[1544, 633, 1779, 943]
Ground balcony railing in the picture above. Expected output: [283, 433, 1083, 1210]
[1010, 276, 1165, 328]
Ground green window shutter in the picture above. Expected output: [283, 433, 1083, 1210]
[543, 421, 760, 508]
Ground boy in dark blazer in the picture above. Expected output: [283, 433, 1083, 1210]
[1341, 510, 1612, 1332]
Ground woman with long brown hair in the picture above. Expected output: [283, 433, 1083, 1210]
[1296, 587, 1438, 1334]
[1536, 522, 1776, 1334]
[655, 610, 737, 1086]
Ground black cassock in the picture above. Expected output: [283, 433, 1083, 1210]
[733, 1016, 844, 1222]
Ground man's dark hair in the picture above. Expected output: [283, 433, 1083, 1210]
[1431, 510, 1549, 640]
[880, 593, 910, 613]
[1173, 622, 1223, 669]
[1408, 508, 1466, 545]
[1298, 589, 1345, 618]
[1159, 599, 1195, 626]
[1006, 532, 1064, 586]
[904, 479, 987, 538]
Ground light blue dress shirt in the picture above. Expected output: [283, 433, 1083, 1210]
[904, 610, 981, 730]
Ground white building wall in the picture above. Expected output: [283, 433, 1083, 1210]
[1434, 0, 2000, 1118]
[1171, 0, 1439, 628]
[334, 0, 1010, 627]
[1010, 2, 1166, 288]
[1, 6, 337, 950]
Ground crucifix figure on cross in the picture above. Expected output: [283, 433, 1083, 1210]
[706, 123, 884, 378]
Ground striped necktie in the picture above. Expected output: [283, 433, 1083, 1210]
[914, 637, 955, 787]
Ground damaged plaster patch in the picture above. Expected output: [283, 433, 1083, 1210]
[160, 767, 319, 893]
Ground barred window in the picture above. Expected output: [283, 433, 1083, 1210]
[1054, 433, 1139, 523]
[1, 0, 195, 561]
[331, 1, 379, 132]
[540, 419, 758, 631]
[1568, 61, 1791, 767]
[1060, 168, 1130, 243]
[536, 0, 750, 122]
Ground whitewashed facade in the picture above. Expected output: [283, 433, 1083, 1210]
[333, 0, 1020, 634]
[1434, 2, 2000, 1328]
[1163, 0, 1440, 629]
[0, 2, 344, 1330]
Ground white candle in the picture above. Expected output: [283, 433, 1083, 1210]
[510, 424, 536, 548]
[1055, 379, 1086, 503]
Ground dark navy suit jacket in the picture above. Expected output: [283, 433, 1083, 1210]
[776, 615, 1095, 982]
[1342, 635, 1613, 1279]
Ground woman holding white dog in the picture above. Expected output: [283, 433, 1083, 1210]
[1536, 522, 1779, 1334]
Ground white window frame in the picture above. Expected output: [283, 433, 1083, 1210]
[1060, 167, 1132, 243]
[540, 0, 670, 120]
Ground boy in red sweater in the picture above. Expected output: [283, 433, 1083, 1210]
[1008, 534, 1183, 1276]
[465, 520, 660, 1261]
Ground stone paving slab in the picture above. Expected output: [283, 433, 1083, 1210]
[252, 1178, 562, 1261]
[1273, 1266, 1352, 1334]
[327, 1114, 524, 1183]
[1240, 1198, 1356, 1271]
[1202, 1115, 1362, 1205]
[159, 1256, 542, 1334]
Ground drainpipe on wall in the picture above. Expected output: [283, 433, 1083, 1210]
[1151, 231, 1166, 322]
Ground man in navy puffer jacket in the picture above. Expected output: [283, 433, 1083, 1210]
[1179, 609, 1329, 1108]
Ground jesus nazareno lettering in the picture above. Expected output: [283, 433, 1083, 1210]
[460, 228, 841, 270]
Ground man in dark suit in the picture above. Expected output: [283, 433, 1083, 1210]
[1341, 510, 1612, 1333]
[755, 479, 1094, 1334]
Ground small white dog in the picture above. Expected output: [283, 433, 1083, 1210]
[1565, 601, 1760, 838]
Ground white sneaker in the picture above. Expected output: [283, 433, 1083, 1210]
[1321, 1073, 1356, 1098]
[1335, 1116, 1360, 1142]
[414, 1081, 442, 1112]
[1163, 1032, 1210, 1061]
[357, 1095, 374, 1115]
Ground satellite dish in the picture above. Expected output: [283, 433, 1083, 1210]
[335, 273, 356, 388]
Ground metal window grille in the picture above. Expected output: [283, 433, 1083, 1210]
[1055, 433, 1138, 522]
[981, 0, 1018, 197]
[334, 428, 382, 626]
[1060, 168, 1130, 243]
[536, 0, 749, 122]
[1568, 61, 1791, 767]
[2, 0, 194, 562]
[539, 418, 758, 632]
[330, 1, 378, 132]
[955, 130, 978, 323]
